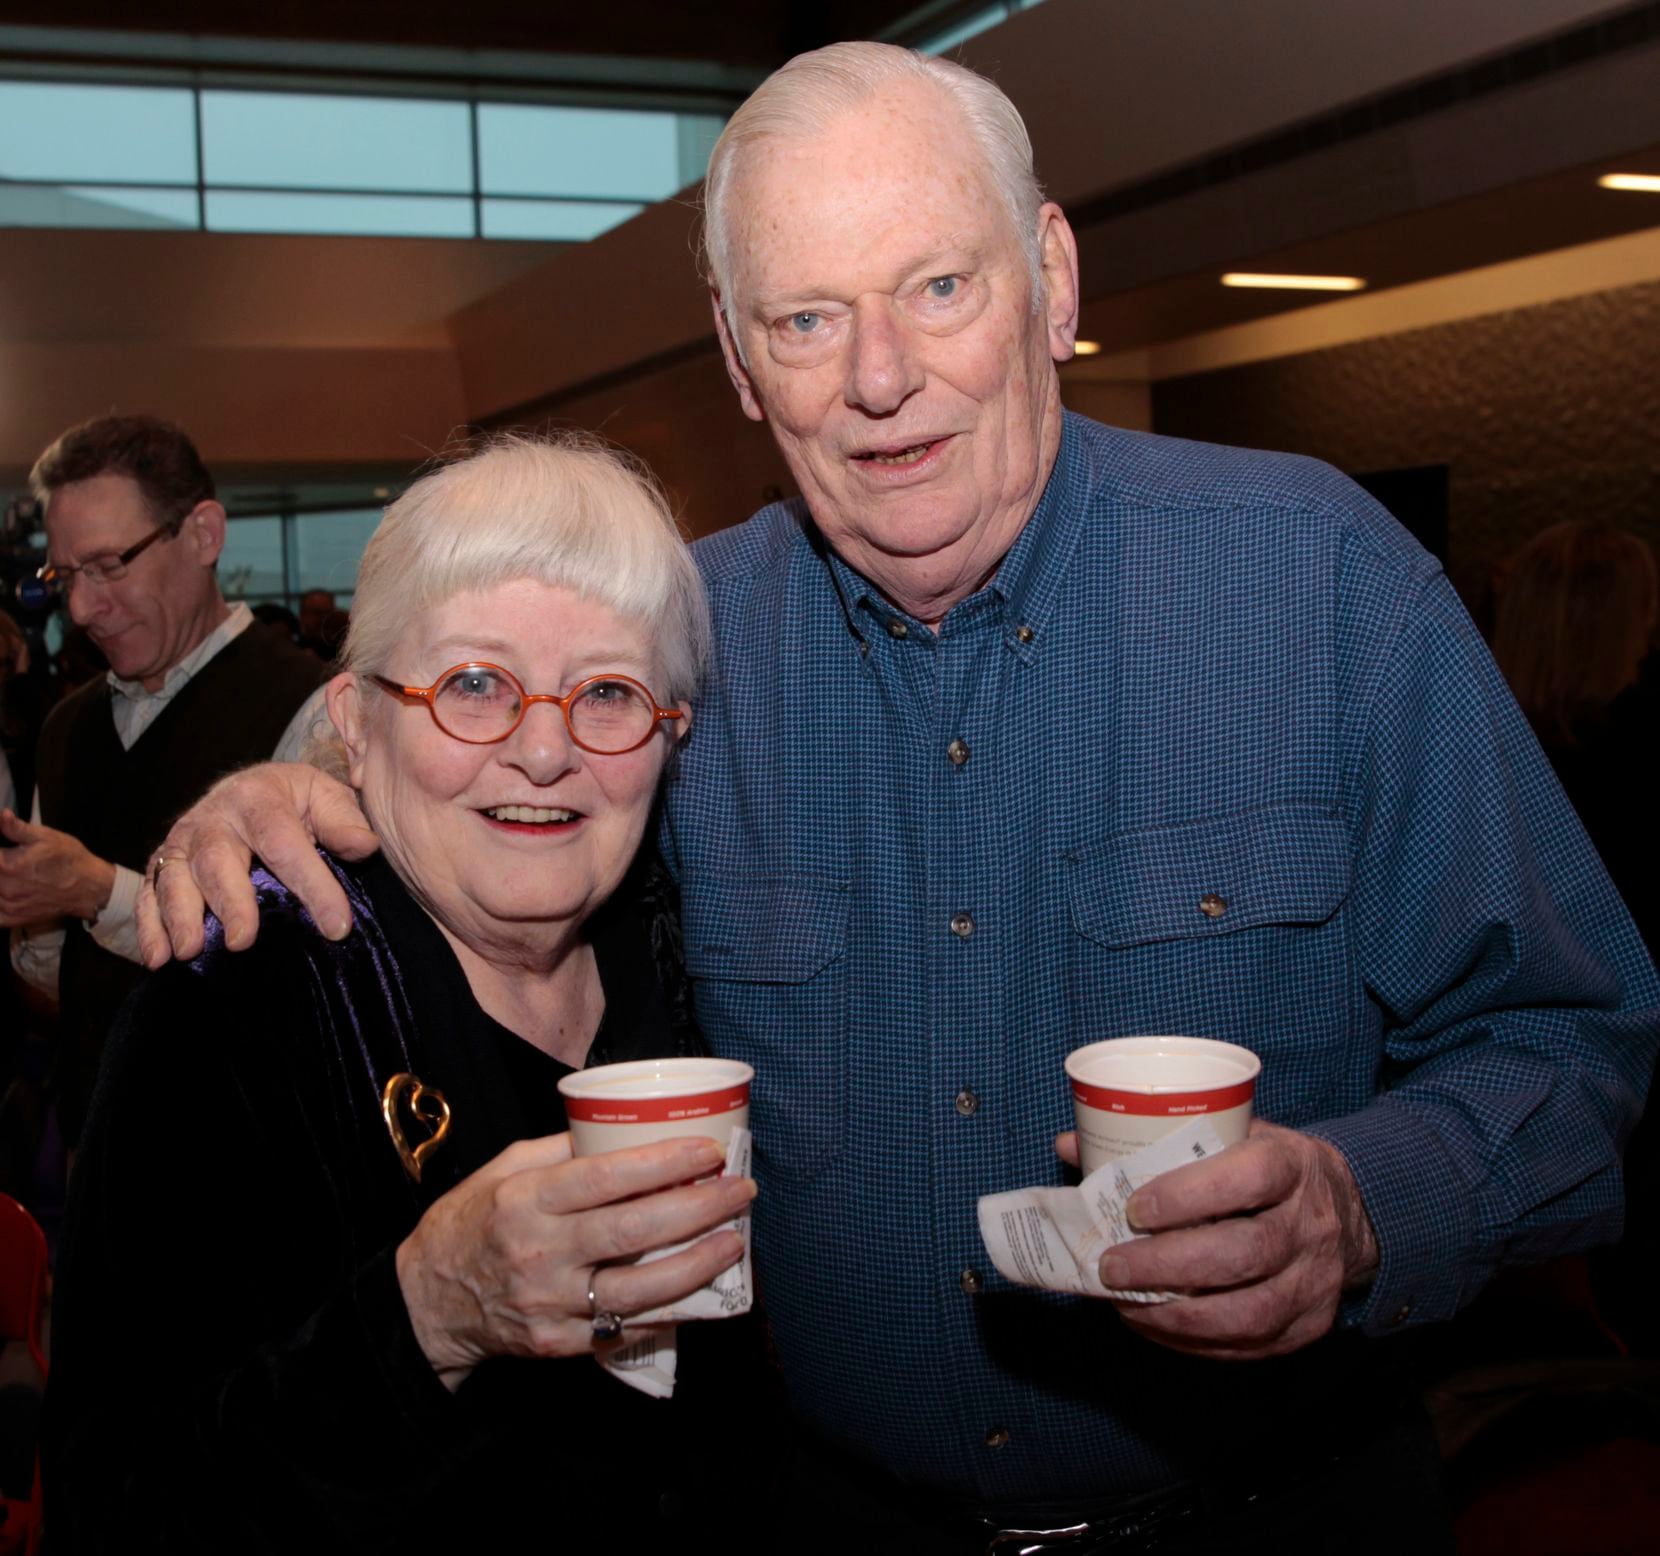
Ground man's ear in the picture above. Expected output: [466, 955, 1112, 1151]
[324, 672, 370, 788]
[1036, 203, 1082, 363]
[188, 500, 228, 568]
[711, 290, 765, 423]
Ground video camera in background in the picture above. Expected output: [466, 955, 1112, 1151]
[1, 493, 54, 664]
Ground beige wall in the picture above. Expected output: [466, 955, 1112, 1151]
[1059, 379, 1152, 435]
[489, 343, 795, 538]
[0, 226, 548, 481]
[1151, 278, 1660, 576]
[0, 343, 466, 484]
[977, 0, 1631, 210]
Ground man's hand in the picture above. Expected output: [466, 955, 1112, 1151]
[135, 763, 379, 966]
[1060, 1120, 1379, 1360]
[0, 809, 116, 924]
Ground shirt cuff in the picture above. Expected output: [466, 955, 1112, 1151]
[87, 863, 145, 964]
[1303, 1101, 1477, 1336]
[349, 1243, 474, 1433]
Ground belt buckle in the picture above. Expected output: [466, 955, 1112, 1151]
[985, 1521, 1092, 1555]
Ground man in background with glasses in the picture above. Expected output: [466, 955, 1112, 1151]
[0, 414, 330, 1148]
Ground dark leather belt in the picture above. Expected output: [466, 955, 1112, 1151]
[975, 1482, 1203, 1554]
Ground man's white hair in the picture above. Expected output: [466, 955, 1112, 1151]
[342, 433, 709, 703]
[701, 40, 1045, 314]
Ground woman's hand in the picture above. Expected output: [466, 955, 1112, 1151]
[395, 1132, 755, 1390]
[136, 762, 380, 966]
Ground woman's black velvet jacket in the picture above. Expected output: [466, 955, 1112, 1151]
[43, 851, 769, 1553]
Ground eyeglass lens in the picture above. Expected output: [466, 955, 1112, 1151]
[43, 520, 174, 591]
[79, 557, 129, 585]
[432, 666, 656, 752]
[42, 555, 120, 592]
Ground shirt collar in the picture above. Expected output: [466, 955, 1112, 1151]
[983, 412, 1091, 634]
[107, 601, 251, 705]
[817, 412, 1094, 655]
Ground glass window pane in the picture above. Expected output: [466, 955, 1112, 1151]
[480, 198, 642, 242]
[220, 517, 286, 601]
[920, 6, 1010, 54]
[291, 510, 382, 597]
[204, 190, 474, 237]
[0, 184, 199, 230]
[478, 105, 681, 200]
[201, 91, 472, 193]
[0, 82, 197, 183]
[676, 113, 726, 190]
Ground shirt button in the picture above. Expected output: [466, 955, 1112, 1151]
[984, 1426, 1011, 1449]
[950, 911, 976, 939]
[1389, 1303, 1412, 1328]
[947, 737, 970, 767]
[960, 1267, 984, 1295]
[887, 618, 909, 639]
[1198, 893, 1228, 919]
[954, 1087, 980, 1117]
[1015, 625, 1034, 644]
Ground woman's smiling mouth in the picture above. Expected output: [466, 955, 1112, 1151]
[479, 804, 582, 832]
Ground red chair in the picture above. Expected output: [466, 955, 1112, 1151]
[0, 1194, 47, 1556]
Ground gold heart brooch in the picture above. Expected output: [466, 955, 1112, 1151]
[381, 1072, 452, 1184]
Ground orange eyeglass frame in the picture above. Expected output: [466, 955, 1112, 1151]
[370, 663, 683, 753]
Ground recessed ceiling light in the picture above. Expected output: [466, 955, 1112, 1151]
[1073, 340, 1103, 356]
[1598, 173, 1660, 193]
[1221, 273, 1366, 291]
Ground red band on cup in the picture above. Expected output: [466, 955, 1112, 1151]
[563, 1081, 750, 1125]
[1071, 1076, 1255, 1117]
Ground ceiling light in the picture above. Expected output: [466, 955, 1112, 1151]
[1073, 340, 1102, 356]
[373, 486, 391, 499]
[1221, 273, 1366, 291]
[1598, 173, 1660, 193]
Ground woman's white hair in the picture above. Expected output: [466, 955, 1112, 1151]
[701, 40, 1045, 314]
[341, 432, 709, 703]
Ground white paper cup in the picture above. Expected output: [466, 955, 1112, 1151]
[1064, 1036, 1260, 1175]
[557, 1057, 753, 1158]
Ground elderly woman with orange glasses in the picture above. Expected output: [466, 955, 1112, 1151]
[46, 436, 765, 1551]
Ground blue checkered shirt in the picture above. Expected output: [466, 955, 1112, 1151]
[663, 412, 1659, 1504]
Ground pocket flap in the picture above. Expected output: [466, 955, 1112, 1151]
[1068, 805, 1350, 949]
[681, 874, 850, 983]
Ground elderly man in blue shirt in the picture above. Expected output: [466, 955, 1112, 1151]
[141, 41, 1657, 1555]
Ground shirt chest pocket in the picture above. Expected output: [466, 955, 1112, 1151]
[681, 874, 850, 1181]
[1065, 805, 1353, 1097]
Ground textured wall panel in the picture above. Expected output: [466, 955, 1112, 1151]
[1152, 279, 1660, 577]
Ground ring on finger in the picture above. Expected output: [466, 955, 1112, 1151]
[587, 1271, 624, 1342]
[149, 853, 188, 888]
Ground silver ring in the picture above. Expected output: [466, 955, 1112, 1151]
[149, 853, 187, 887]
[587, 1272, 624, 1342]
